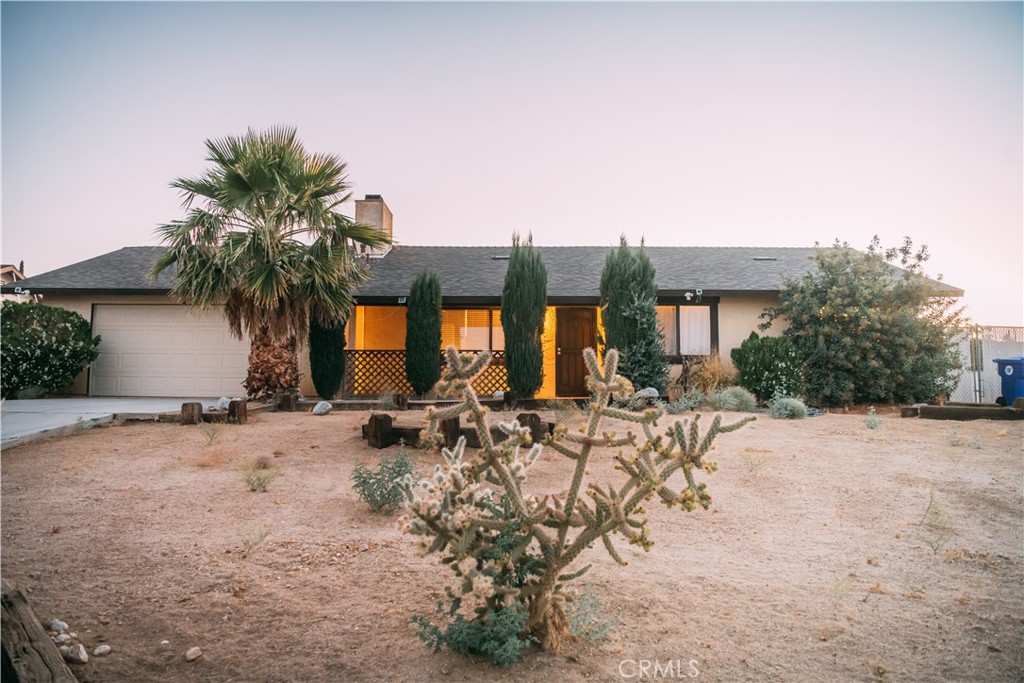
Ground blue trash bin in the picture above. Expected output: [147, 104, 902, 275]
[992, 357, 1024, 406]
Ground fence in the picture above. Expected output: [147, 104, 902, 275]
[950, 326, 1024, 403]
[342, 350, 509, 398]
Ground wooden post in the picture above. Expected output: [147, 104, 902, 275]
[1, 579, 79, 683]
[181, 402, 203, 425]
[228, 400, 247, 425]
[367, 413, 394, 449]
[440, 417, 460, 450]
[278, 394, 298, 412]
[516, 412, 546, 444]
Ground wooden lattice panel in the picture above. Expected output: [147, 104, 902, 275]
[343, 350, 510, 398]
[344, 350, 414, 397]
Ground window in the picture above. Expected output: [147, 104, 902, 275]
[678, 306, 712, 355]
[656, 306, 677, 354]
[441, 309, 504, 351]
[656, 304, 714, 356]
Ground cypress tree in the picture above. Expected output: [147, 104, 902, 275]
[599, 236, 635, 354]
[501, 232, 548, 398]
[405, 270, 442, 397]
[599, 236, 666, 390]
[308, 318, 346, 400]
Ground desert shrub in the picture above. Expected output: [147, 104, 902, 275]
[688, 354, 735, 395]
[242, 458, 278, 492]
[405, 270, 442, 397]
[709, 386, 757, 412]
[1, 301, 101, 399]
[400, 347, 753, 661]
[567, 587, 616, 643]
[730, 332, 804, 403]
[768, 396, 807, 419]
[501, 232, 547, 398]
[352, 450, 414, 514]
[761, 236, 965, 407]
[413, 603, 533, 668]
[864, 407, 883, 430]
[664, 388, 705, 414]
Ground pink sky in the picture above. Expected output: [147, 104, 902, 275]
[2, 2, 1021, 324]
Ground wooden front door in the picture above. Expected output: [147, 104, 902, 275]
[555, 308, 596, 397]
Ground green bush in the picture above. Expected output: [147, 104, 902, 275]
[768, 396, 807, 419]
[1, 301, 101, 399]
[619, 294, 669, 393]
[761, 237, 965, 407]
[413, 604, 533, 668]
[664, 389, 704, 414]
[352, 450, 414, 514]
[730, 332, 804, 403]
[568, 587, 616, 643]
[709, 386, 757, 412]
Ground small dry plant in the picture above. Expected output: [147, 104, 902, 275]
[241, 525, 272, 557]
[400, 347, 753, 662]
[199, 422, 223, 445]
[917, 489, 957, 554]
[242, 456, 278, 492]
[688, 354, 736, 395]
[740, 447, 771, 473]
[195, 446, 236, 468]
[948, 427, 982, 450]
[542, 399, 585, 426]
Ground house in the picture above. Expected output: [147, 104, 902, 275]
[1, 262, 37, 302]
[1, 196, 963, 399]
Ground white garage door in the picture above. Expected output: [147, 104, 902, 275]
[90, 305, 248, 397]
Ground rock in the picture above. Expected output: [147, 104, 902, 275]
[493, 391, 504, 400]
[312, 401, 333, 416]
[63, 643, 88, 664]
[93, 644, 112, 656]
[54, 633, 71, 644]
[160, 640, 171, 646]
[185, 646, 203, 662]
[27, 570, 42, 579]
[49, 618, 68, 632]
[216, 397, 231, 410]
[633, 387, 660, 399]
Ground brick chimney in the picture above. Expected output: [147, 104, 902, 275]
[354, 194, 393, 256]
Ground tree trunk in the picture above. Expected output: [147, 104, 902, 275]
[243, 329, 300, 400]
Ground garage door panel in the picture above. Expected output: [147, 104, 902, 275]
[91, 305, 247, 397]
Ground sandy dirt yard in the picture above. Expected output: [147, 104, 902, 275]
[1, 406, 1022, 683]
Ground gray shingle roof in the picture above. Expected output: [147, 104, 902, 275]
[2, 244, 964, 299]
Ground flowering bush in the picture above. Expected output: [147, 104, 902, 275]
[1, 301, 101, 398]
[730, 332, 804, 403]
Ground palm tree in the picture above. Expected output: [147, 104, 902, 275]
[151, 126, 389, 399]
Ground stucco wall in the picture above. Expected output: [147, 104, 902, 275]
[717, 294, 783, 369]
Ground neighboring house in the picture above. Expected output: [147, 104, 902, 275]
[1, 263, 37, 302]
[1, 196, 963, 399]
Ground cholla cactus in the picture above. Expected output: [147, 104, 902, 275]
[399, 346, 753, 656]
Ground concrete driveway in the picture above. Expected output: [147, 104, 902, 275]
[1, 397, 224, 449]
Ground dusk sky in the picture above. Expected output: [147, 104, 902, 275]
[2, 2, 1021, 325]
